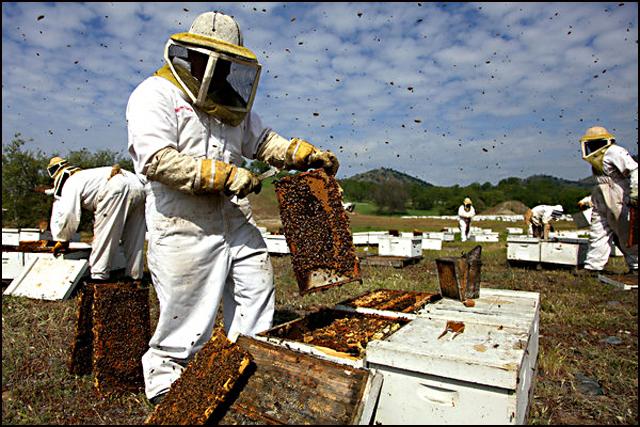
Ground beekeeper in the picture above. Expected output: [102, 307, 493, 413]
[46, 157, 146, 280]
[126, 11, 339, 405]
[523, 204, 564, 240]
[457, 197, 475, 241]
[579, 126, 638, 275]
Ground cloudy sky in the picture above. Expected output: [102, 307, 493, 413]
[2, 2, 638, 185]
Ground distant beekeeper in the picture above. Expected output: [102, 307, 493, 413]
[579, 126, 638, 276]
[457, 197, 475, 241]
[126, 11, 339, 405]
[46, 157, 146, 280]
[523, 204, 563, 240]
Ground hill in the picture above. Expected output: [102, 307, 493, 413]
[348, 167, 433, 187]
[480, 200, 529, 215]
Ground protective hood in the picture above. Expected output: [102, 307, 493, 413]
[161, 32, 261, 126]
[580, 131, 615, 175]
[52, 164, 81, 198]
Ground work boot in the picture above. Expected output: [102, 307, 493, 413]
[149, 392, 167, 406]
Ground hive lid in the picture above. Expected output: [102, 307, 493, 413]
[366, 316, 530, 390]
[506, 236, 540, 243]
[3, 257, 88, 300]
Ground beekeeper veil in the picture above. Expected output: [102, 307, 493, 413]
[161, 12, 261, 126]
[580, 126, 615, 174]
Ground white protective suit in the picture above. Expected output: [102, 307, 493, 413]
[127, 76, 275, 400]
[50, 167, 145, 280]
[584, 145, 638, 271]
[458, 205, 475, 242]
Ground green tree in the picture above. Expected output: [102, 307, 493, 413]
[2, 134, 51, 227]
[372, 179, 408, 214]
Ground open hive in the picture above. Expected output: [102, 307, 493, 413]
[337, 288, 442, 313]
[145, 328, 252, 425]
[274, 169, 361, 295]
[209, 335, 375, 425]
[68, 279, 150, 397]
[261, 308, 410, 358]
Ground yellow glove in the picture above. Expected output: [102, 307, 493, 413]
[285, 138, 340, 176]
[224, 166, 262, 198]
[202, 160, 261, 198]
[52, 241, 68, 257]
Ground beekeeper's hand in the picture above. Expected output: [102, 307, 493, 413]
[224, 166, 262, 198]
[52, 241, 68, 257]
[285, 138, 340, 176]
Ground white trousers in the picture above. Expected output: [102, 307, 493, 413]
[141, 183, 274, 400]
[459, 219, 470, 241]
[585, 180, 638, 271]
[90, 174, 145, 280]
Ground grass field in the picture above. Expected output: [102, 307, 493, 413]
[2, 215, 637, 425]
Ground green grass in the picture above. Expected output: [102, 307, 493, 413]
[2, 230, 637, 424]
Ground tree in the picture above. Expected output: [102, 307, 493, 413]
[372, 179, 408, 214]
[2, 134, 51, 227]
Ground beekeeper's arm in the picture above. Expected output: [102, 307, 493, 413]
[255, 131, 339, 176]
[49, 185, 82, 255]
[630, 167, 638, 207]
[127, 83, 260, 198]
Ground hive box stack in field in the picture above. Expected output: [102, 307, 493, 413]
[507, 236, 542, 264]
[378, 235, 423, 257]
[274, 169, 361, 295]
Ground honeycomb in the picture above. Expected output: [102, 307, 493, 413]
[274, 169, 360, 294]
[145, 328, 252, 425]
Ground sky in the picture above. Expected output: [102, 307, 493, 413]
[2, 2, 638, 186]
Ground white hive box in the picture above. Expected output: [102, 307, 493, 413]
[368, 288, 540, 425]
[378, 236, 422, 258]
[421, 238, 443, 251]
[470, 233, 499, 242]
[445, 227, 460, 234]
[507, 236, 541, 263]
[263, 234, 290, 255]
[443, 232, 455, 242]
[506, 227, 524, 235]
[352, 232, 369, 245]
[4, 257, 89, 300]
[2, 228, 20, 246]
[19, 228, 52, 242]
[426, 232, 445, 240]
[367, 231, 388, 245]
[2, 252, 24, 280]
[540, 237, 588, 266]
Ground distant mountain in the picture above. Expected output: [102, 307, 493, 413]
[346, 169, 593, 189]
[346, 167, 433, 187]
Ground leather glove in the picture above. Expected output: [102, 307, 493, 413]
[224, 166, 262, 198]
[285, 138, 340, 176]
[52, 241, 69, 257]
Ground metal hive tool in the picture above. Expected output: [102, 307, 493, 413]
[274, 169, 361, 295]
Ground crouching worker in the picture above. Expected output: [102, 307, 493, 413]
[46, 157, 146, 281]
[523, 204, 564, 240]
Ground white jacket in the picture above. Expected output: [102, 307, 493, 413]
[458, 205, 475, 219]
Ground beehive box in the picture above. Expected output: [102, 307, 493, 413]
[469, 233, 500, 242]
[507, 236, 541, 263]
[257, 308, 411, 368]
[274, 169, 361, 295]
[368, 288, 540, 425]
[378, 236, 422, 257]
[262, 233, 290, 255]
[2, 228, 20, 246]
[68, 280, 151, 397]
[210, 335, 382, 425]
[421, 237, 443, 251]
[540, 237, 588, 267]
[2, 251, 23, 281]
[145, 328, 252, 425]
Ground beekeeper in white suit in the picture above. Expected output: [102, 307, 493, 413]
[46, 157, 146, 280]
[126, 11, 339, 405]
[457, 197, 475, 241]
[523, 204, 563, 240]
[579, 126, 638, 275]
